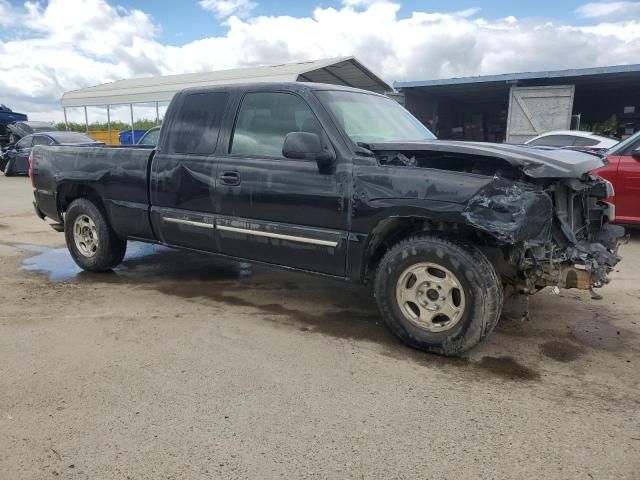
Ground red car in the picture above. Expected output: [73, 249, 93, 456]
[594, 131, 640, 224]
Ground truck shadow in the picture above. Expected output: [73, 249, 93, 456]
[21, 240, 632, 383]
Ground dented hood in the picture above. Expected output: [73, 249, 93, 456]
[367, 140, 605, 178]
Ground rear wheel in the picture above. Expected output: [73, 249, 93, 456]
[64, 198, 127, 272]
[374, 234, 503, 356]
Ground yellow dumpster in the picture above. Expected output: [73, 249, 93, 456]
[88, 130, 120, 145]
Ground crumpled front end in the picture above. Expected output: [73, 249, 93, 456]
[517, 176, 622, 292]
[527, 176, 624, 291]
[461, 175, 623, 292]
[368, 142, 623, 292]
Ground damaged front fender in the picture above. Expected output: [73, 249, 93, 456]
[461, 178, 552, 244]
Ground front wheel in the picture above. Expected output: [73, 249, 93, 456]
[64, 198, 127, 272]
[374, 234, 503, 356]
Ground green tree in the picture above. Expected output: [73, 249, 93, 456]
[55, 118, 161, 133]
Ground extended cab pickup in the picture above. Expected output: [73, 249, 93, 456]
[31, 82, 624, 355]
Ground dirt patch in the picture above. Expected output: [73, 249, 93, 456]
[540, 341, 585, 362]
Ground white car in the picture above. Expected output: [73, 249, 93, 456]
[525, 130, 618, 151]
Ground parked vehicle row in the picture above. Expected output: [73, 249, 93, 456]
[6, 121, 56, 145]
[1, 131, 102, 176]
[30, 82, 623, 355]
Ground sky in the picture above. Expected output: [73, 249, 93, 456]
[1, 0, 639, 122]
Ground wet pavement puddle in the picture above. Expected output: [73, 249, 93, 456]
[16, 241, 545, 382]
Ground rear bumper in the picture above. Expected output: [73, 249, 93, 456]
[33, 189, 62, 223]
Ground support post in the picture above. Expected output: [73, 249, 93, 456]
[84, 106, 89, 133]
[107, 105, 112, 145]
[156, 101, 160, 126]
[130, 104, 135, 145]
[63, 107, 69, 131]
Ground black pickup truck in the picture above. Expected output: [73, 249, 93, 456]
[31, 82, 623, 355]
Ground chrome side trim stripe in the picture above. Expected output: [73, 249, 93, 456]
[217, 224, 339, 247]
[163, 217, 214, 229]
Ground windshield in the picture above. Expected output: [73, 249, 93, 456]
[139, 127, 161, 145]
[606, 129, 638, 156]
[316, 90, 436, 145]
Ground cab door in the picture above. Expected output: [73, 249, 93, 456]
[213, 90, 349, 276]
[150, 90, 231, 251]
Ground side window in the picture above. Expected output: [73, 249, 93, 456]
[230, 92, 323, 158]
[16, 136, 33, 148]
[572, 136, 599, 147]
[166, 92, 229, 155]
[530, 135, 575, 147]
[32, 135, 51, 146]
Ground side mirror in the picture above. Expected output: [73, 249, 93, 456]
[631, 147, 640, 159]
[283, 132, 336, 173]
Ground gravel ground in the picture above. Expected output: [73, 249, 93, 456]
[0, 175, 638, 479]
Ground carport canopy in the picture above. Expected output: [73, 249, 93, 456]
[61, 56, 390, 108]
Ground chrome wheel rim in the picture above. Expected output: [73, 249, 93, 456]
[395, 262, 466, 333]
[73, 214, 99, 257]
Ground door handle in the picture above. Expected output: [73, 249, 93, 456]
[219, 171, 241, 186]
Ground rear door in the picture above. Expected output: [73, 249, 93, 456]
[150, 90, 231, 251]
[213, 90, 349, 276]
[506, 86, 575, 144]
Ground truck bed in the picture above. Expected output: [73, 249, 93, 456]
[32, 145, 155, 239]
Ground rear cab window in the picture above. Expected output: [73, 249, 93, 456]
[165, 91, 230, 155]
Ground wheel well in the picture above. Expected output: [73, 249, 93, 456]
[57, 183, 105, 217]
[362, 217, 492, 283]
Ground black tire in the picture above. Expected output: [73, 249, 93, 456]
[374, 234, 503, 356]
[3, 158, 13, 176]
[64, 198, 127, 272]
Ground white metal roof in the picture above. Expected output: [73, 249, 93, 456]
[61, 56, 391, 108]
